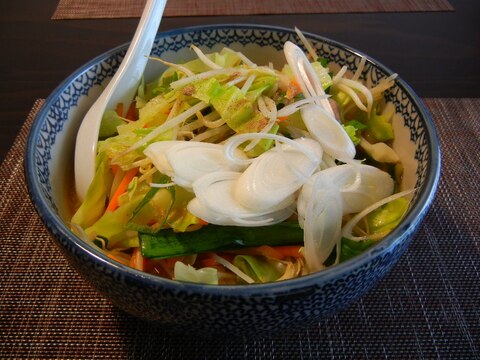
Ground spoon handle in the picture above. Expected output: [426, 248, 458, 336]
[75, 0, 166, 200]
[103, 0, 167, 112]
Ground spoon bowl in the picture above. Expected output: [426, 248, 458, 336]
[74, 0, 166, 201]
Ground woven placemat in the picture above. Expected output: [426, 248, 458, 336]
[51, 0, 454, 19]
[0, 98, 479, 359]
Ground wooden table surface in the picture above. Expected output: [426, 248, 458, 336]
[0, 0, 479, 163]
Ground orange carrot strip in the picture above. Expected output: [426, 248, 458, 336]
[276, 116, 289, 123]
[286, 79, 302, 99]
[129, 248, 144, 271]
[107, 252, 130, 266]
[197, 252, 218, 268]
[115, 103, 124, 117]
[198, 219, 209, 226]
[111, 164, 121, 175]
[217, 253, 235, 263]
[164, 257, 178, 270]
[125, 102, 138, 121]
[130, 248, 142, 268]
[273, 245, 303, 259]
[106, 167, 138, 212]
[255, 245, 284, 260]
[159, 256, 188, 277]
[201, 258, 218, 268]
[291, 79, 301, 91]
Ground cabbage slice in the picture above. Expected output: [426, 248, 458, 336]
[174, 262, 219, 285]
[71, 152, 113, 229]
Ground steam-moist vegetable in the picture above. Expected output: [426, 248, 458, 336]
[71, 29, 413, 285]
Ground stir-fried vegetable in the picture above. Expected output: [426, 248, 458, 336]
[71, 29, 413, 285]
[139, 222, 303, 259]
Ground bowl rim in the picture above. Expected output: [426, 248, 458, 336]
[25, 23, 441, 296]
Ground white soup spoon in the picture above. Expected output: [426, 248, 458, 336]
[74, 0, 166, 201]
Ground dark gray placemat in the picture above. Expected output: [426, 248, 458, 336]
[51, 0, 454, 19]
[0, 98, 478, 359]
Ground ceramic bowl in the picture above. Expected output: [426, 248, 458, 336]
[25, 24, 441, 336]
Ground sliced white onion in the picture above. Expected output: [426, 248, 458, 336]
[143, 141, 178, 177]
[234, 145, 316, 211]
[223, 132, 319, 168]
[301, 103, 356, 162]
[298, 164, 394, 222]
[335, 165, 394, 213]
[188, 171, 295, 226]
[292, 137, 324, 160]
[187, 198, 234, 225]
[320, 153, 337, 170]
[187, 198, 293, 227]
[194, 172, 294, 216]
[284, 41, 334, 116]
[144, 141, 247, 190]
[302, 181, 343, 272]
[192, 172, 245, 215]
[170, 142, 246, 189]
[284, 41, 324, 97]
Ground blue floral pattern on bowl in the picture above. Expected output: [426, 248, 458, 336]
[25, 25, 441, 336]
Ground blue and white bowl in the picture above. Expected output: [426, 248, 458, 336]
[25, 24, 441, 336]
